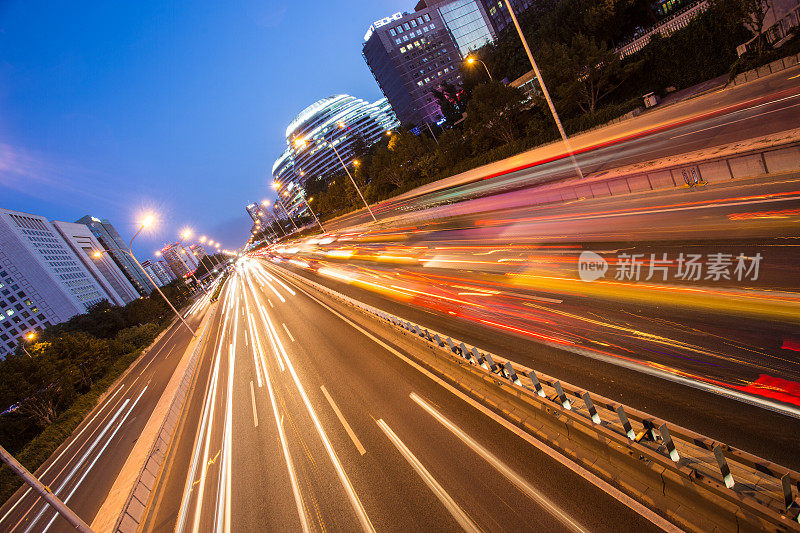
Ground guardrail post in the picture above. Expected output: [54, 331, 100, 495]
[582, 392, 601, 424]
[503, 362, 522, 386]
[782, 473, 793, 510]
[446, 337, 459, 355]
[459, 342, 471, 361]
[553, 381, 571, 410]
[470, 347, 486, 368]
[659, 424, 680, 463]
[433, 333, 445, 347]
[483, 351, 499, 373]
[616, 406, 636, 440]
[713, 445, 735, 489]
[527, 371, 546, 397]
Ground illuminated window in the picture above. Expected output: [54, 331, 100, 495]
[423, 13, 431, 22]
[403, 22, 410, 30]
[410, 19, 417, 27]
[390, 28, 396, 36]
[400, 46, 406, 53]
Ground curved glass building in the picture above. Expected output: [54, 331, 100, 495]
[271, 95, 399, 216]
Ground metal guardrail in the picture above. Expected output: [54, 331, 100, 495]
[270, 263, 800, 529]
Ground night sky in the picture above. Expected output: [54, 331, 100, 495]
[0, 0, 408, 257]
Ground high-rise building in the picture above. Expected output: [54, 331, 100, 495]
[271, 95, 399, 216]
[478, 0, 535, 36]
[141, 259, 176, 287]
[51, 221, 139, 306]
[362, 1, 496, 127]
[159, 242, 199, 279]
[0, 208, 114, 357]
[75, 216, 153, 296]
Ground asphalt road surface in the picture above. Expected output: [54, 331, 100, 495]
[145, 260, 677, 532]
[0, 290, 214, 533]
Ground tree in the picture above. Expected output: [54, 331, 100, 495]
[539, 33, 638, 115]
[432, 82, 468, 127]
[464, 82, 527, 148]
[740, 0, 775, 56]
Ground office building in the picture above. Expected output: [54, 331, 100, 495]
[271, 95, 399, 215]
[75, 215, 153, 296]
[362, 1, 496, 127]
[478, 0, 535, 35]
[51, 221, 139, 305]
[0, 208, 112, 357]
[159, 242, 199, 279]
[141, 259, 176, 287]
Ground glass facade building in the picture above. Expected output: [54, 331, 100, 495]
[362, 1, 496, 127]
[271, 95, 399, 217]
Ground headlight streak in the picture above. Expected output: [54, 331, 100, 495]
[253, 283, 375, 532]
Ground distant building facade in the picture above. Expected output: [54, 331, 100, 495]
[159, 242, 199, 278]
[362, 1, 496, 127]
[75, 216, 152, 295]
[141, 259, 176, 287]
[51, 221, 139, 305]
[271, 95, 399, 216]
[0, 209, 112, 357]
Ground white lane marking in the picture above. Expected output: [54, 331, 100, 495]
[0, 385, 126, 527]
[291, 281, 680, 532]
[320, 386, 366, 455]
[25, 395, 134, 532]
[268, 298, 274, 308]
[411, 393, 587, 533]
[376, 419, 480, 533]
[41, 387, 149, 533]
[256, 301, 375, 532]
[282, 323, 295, 343]
[670, 99, 800, 139]
[250, 381, 259, 428]
[245, 272, 310, 533]
[257, 266, 296, 296]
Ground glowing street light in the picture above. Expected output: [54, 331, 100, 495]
[93, 214, 195, 336]
[465, 55, 493, 81]
[271, 181, 299, 232]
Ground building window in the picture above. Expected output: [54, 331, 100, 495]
[395, 38, 401, 44]
[423, 13, 431, 22]
[403, 22, 410, 30]
[390, 28, 396, 36]
[396, 25, 403, 34]
[400, 46, 406, 53]
[410, 19, 417, 27]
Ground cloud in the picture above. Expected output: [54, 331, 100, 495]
[0, 142, 133, 208]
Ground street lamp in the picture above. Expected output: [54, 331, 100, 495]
[502, 0, 584, 181]
[294, 125, 377, 223]
[176, 230, 209, 294]
[262, 199, 287, 237]
[20, 332, 35, 358]
[271, 182, 300, 231]
[93, 215, 195, 337]
[465, 55, 493, 81]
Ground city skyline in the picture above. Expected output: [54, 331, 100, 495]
[0, 0, 410, 256]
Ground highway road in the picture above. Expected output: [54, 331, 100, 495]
[324, 65, 800, 231]
[259, 167, 800, 468]
[145, 259, 677, 532]
[0, 289, 215, 533]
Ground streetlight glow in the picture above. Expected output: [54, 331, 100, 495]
[141, 214, 155, 228]
[93, 251, 103, 258]
[262, 199, 270, 206]
[199, 236, 207, 243]
[272, 181, 280, 190]
[181, 228, 192, 240]
[26, 332, 36, 341]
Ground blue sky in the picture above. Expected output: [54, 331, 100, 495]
[0, 0, 408, 257]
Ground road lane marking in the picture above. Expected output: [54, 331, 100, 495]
[250, 381, 259, 427]
[410, 393, 587, 533]
[789, 73, 800, 80]
[268, 298, 274, 308]
[289, 279, 680, 532]
[321, 386, 366, 455]
[376, 419, 480, 533]
[257, 265, 296, 296]
[0, 385, 126, 527]
[256, 301, 375, 532]
[670, 100, 800, 139]
[41, 387, 149, 533]
[282, 322, 295, 342]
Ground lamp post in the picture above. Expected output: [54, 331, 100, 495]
[262, 200, 287, 237]
[270, 184, 299, 231]
[93, 216, 195, 337]
[20, 332, 35, 358]
[465, 55, 493, 81]
[176, 230, 207, 295]
[294, 124, 377, 223]
[502, 0, 584, 181]
[285, 189, 325, 233]
[196, 236, 218, 275]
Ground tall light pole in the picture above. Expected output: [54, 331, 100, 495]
[262, 200, 287, 237]
[270, 184, 299, 231]
[502, 0, 584, 181]
[285, 189, 325, 233]
[197, 236, 218, 274]
[20, 332, 35, 358]
[294, 124, 377, 223]
[465, 55, 493, 81]
[93, 215, 195, 337]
